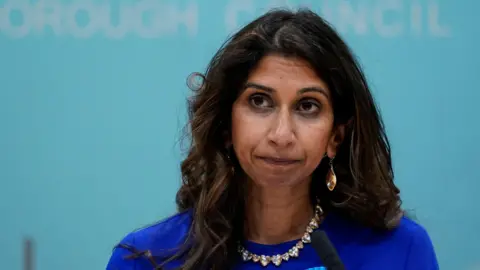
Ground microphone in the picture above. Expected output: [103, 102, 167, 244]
[311, 230, 345, 270]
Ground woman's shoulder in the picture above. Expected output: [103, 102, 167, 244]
[381, 216, 437, 255]
[329, 212, 434, 247]
[121, 209, 193, 251]
[106, 210, 193, 270]
[395, 215, 433, 243]
[373, 216, 439, 269]
[326, 213, 438, 269]
[393, 216, 439, 268]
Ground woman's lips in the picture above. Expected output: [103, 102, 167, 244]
[257, 156, 301, 166]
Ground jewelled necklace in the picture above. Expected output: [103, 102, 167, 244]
[237, 203, 324, 267]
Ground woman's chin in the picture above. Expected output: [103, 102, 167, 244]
[249, 172, 310, 188]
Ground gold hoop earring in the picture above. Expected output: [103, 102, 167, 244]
[326, 156, 337, 191]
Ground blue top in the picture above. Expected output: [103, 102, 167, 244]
[106, 210, 438, 270]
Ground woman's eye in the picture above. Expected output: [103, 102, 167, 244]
[297, 100, 320, 114]
[249, 94, 272, 108]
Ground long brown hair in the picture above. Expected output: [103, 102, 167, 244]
[172, 8, 402, 269]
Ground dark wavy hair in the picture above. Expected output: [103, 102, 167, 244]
[168, 8, 402, 269]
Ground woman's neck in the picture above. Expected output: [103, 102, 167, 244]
[244, 180, 313, 245]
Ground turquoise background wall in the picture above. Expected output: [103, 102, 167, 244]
[0, 0, 478, 269]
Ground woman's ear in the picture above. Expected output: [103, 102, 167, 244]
[326, 119, 351, 158]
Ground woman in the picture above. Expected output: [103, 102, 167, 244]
[107, 8, 438, 270]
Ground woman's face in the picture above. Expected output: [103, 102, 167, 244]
[231, 55, 343, 187]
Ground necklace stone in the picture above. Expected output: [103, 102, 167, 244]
[237, 204, 324, 267]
